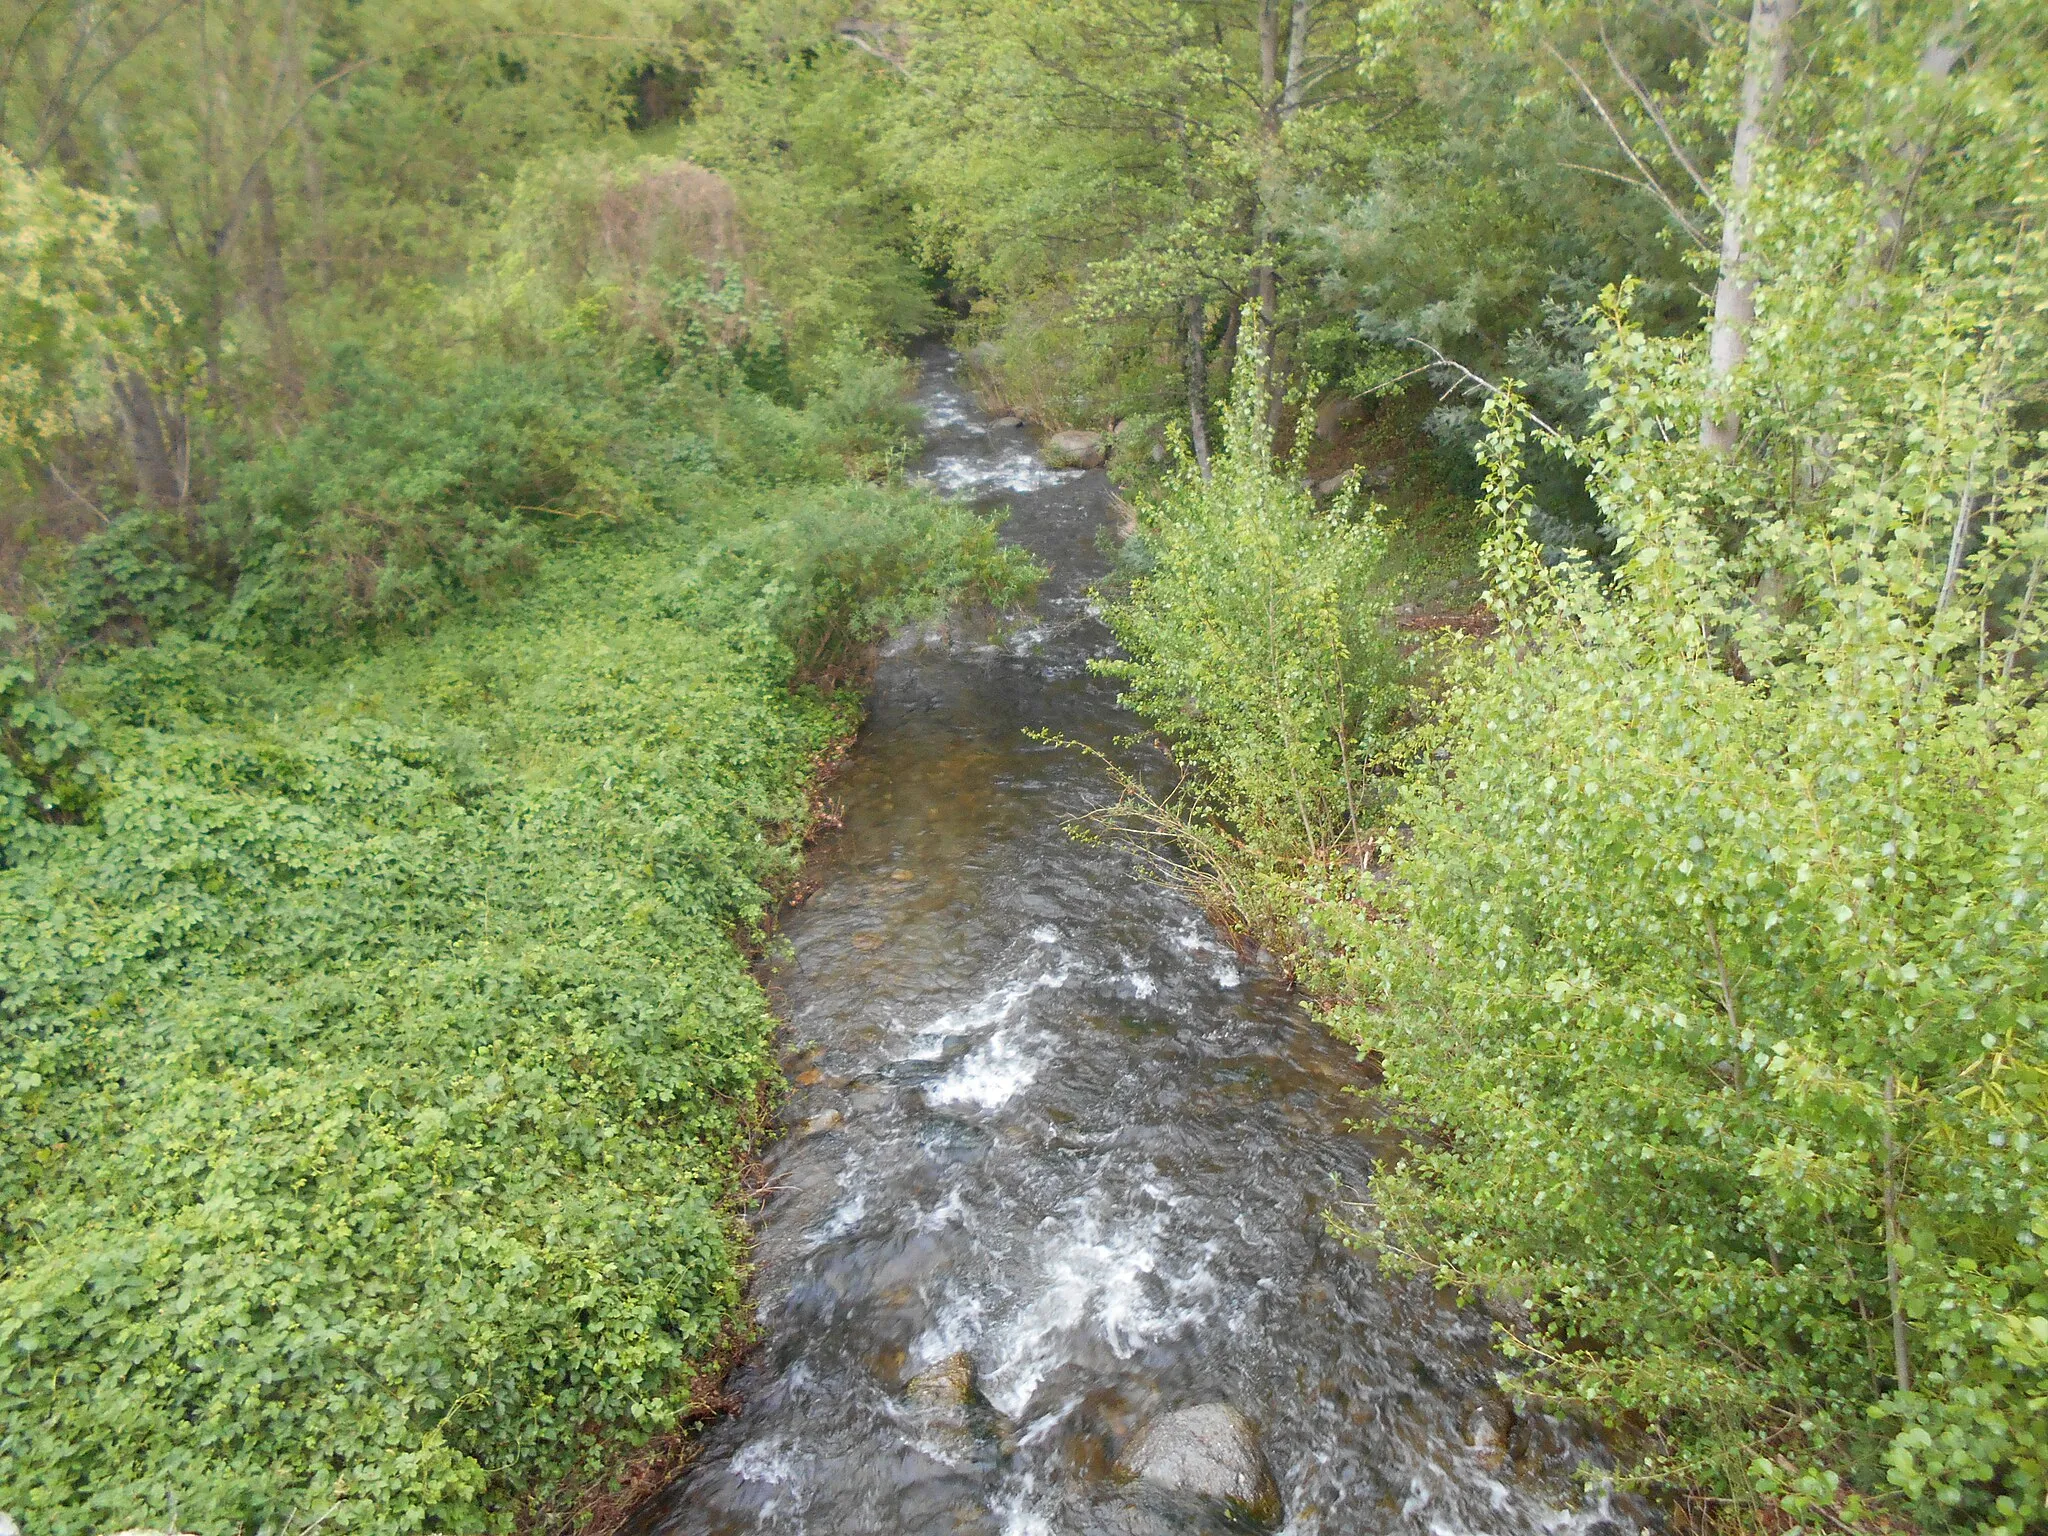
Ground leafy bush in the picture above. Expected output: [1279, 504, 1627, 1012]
[673, 480, 1040, 688]
[1091, 320, 1402, 943]
[0, 639, 103, 864]
[1320, 51, 2048, 1533]
[52, 507, 215, 645]
[207, 349, 644, 646]
[0, 150, 169, 477]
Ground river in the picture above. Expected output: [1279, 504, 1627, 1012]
[633, 347, 1644, 1536]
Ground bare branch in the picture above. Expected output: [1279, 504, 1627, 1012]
[1404, 339, 1569, 443]
[1545, 40, 1714, 250]
[19, 0, 196, 168]
[834, 20, 911, 78]
[1599, 22, 1724, 213]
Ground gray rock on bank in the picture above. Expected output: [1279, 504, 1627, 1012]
[1117, 1403, 1283, 1526]
[1044, 429, 1107, 469]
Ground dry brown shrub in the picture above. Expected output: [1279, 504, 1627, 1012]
[587, 163, 754, 347]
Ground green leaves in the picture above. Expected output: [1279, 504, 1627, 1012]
[0, 410, 1022, 1532]
[1092, 310, 1401, 939]
[1317, 8, 2048, 1526]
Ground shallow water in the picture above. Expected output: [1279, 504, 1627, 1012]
[637, 349, 1641, 1536]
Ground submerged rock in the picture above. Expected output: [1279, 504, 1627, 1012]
[907, 1351, 980, 1412]
[1044, 429, 1106, 469]
[903, 1352, 1015, 1477]
[1117, 1403, 1282, 1526]
[1467, 1391, 1516, 1471]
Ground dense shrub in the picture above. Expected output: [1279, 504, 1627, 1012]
[1091, 323, 1403, 944]
[674, 481, 1040, 688]
[206, 350, 644, 646]
[1320, 65, 2048, 1533]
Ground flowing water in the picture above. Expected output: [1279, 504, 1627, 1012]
[637, 349, 1644, 1536]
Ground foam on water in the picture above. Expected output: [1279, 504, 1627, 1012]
[904, 957, 1072, 1061]
[920, 444, 1084, 496]
[638, 343, 1644, 1536]
[980, 1195, 1222, 1418]
[926, 1027, 1041, 1109]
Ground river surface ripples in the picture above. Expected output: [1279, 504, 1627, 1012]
[637, 348, 1646, 1536]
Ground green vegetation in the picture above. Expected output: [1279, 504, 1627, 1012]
[1, 321, 1031, 1534]
[5, 0, 2047, 1532]
[964, 2, 2046, 1531]
[1086, 326, 1404, 949]
[0, 5, 1031, 1531]
[3, 507, 985, 1531]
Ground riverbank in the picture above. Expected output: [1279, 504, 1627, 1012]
[0, 440, 1032, 1534]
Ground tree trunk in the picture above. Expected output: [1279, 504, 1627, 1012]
[1186, 294, 1213, 479]
[1877, 17, 1966, 267]
[112, 371, 185, 506]
[1254, 0, 1282, 374]
[1701, 0, 1798, 452]
[1882, 1073, 1914, 1393]
[1257, 1, 1314, 429]
[1282, 0, 1311, 118]
[251, 161, 301, 400]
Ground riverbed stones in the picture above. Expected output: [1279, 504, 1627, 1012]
[797, 1108, 843, 1137]
[902, 1352, 1016, 1477]
[1044, 429, 1106, 469]
[1116, 1403, 1282, 1526]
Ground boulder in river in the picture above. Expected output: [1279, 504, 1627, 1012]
[904, 1351, 1015, 1473]
[1116, 1403, 1282, 1526]
[1467, 1391, 1516, 1471]
[990, 414, 1024, 429]
[1044, 429, 1106, 469]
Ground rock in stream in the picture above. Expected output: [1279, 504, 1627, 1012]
[1117, 1403, 1283, 1527]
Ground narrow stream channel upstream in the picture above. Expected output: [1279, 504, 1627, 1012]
[637, 348, 1646, 1536]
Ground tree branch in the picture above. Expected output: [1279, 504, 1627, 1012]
[1545, 40, 1713, 250]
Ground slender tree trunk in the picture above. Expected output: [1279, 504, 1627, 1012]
[1256, 1, 1314, 429]
[1701, 0, 1798, 452]
[1254, 0, 1281, 363]
[1877, 16, 1966, 267]
[1186, 294, 1213, 478]
[1882, 1073, 1914, 1393]
[1282, 0, 1311, 117]
[251, 161, 300, 400]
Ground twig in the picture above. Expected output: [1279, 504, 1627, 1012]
[1545, 40, 1712, 249]
[1599, 23, 1724, 214]
[1402, 339, 1568, 442]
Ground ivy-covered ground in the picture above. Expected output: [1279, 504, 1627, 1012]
[0, 473, 1033, 1531]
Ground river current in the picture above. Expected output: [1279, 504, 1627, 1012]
[635, 349, 1643, 1536]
